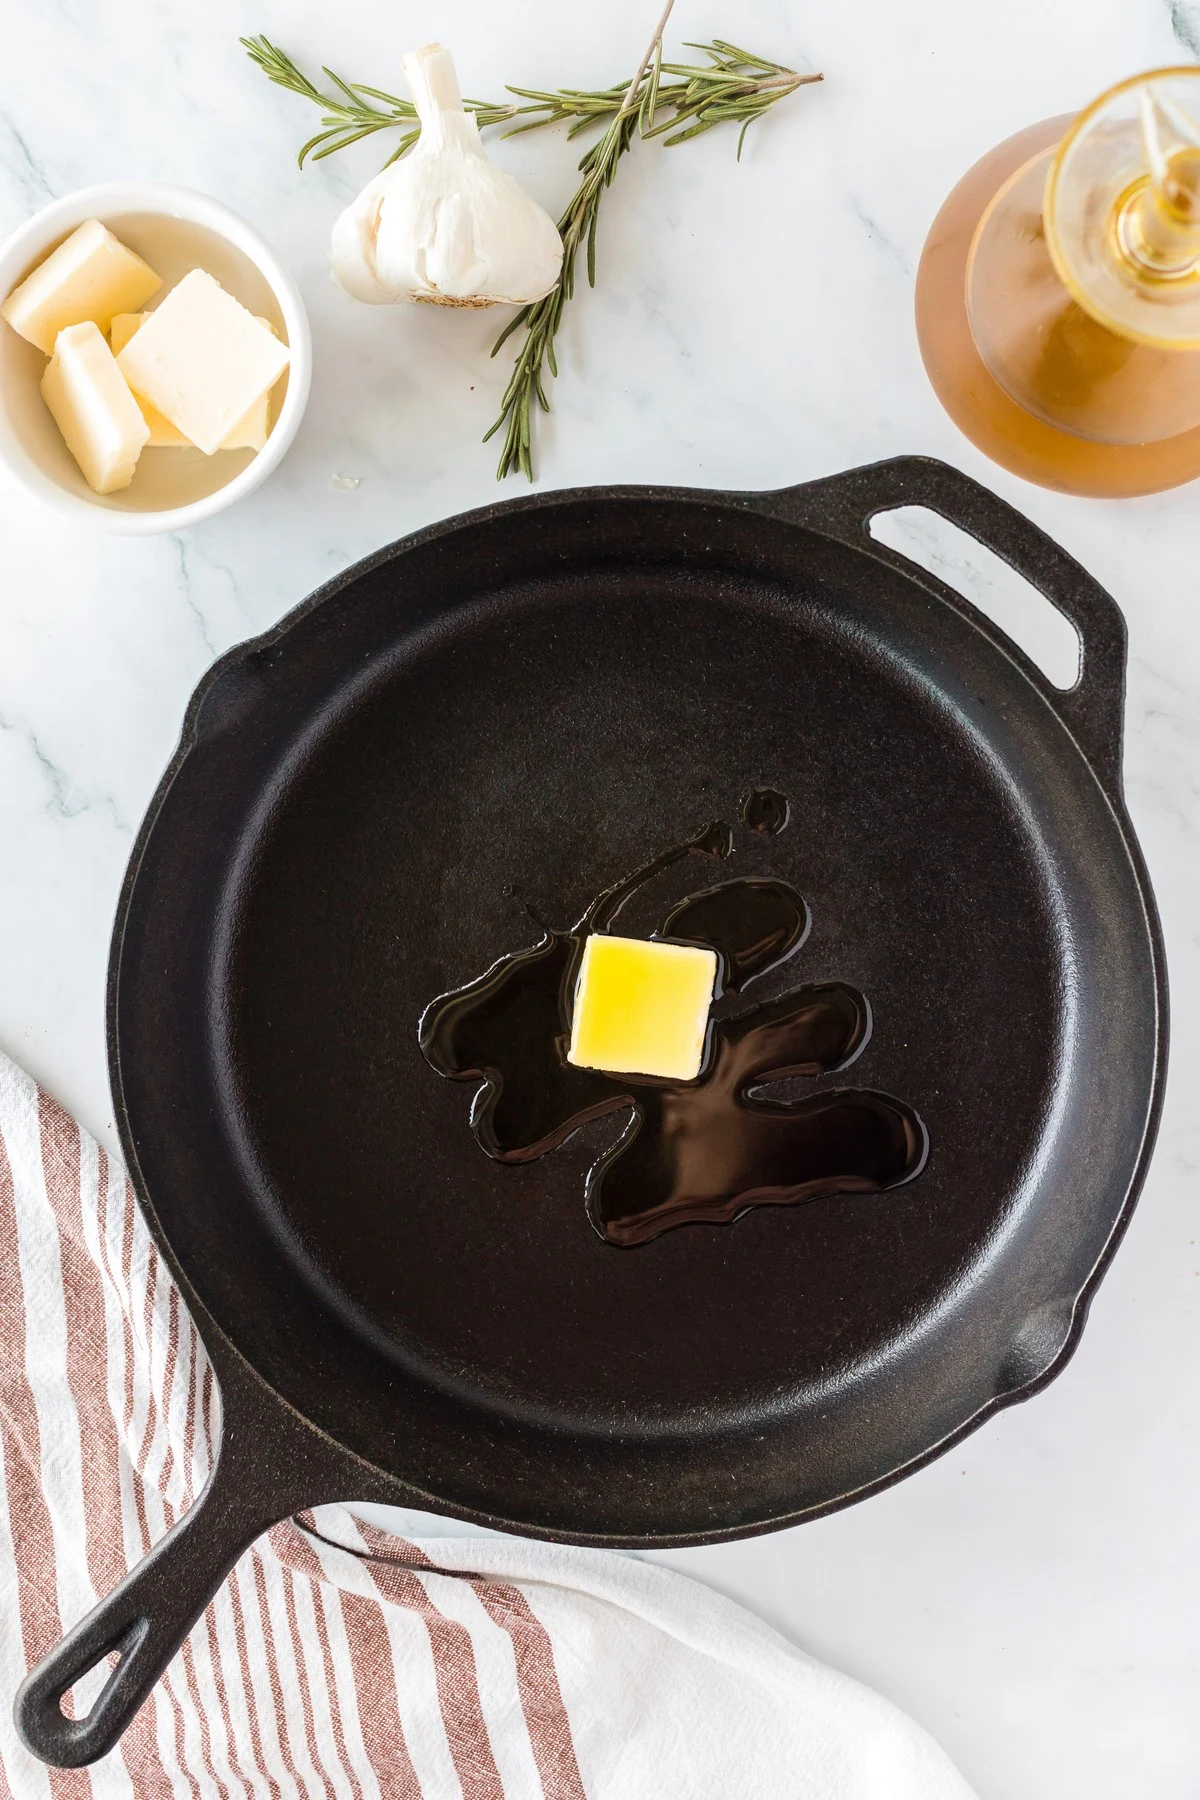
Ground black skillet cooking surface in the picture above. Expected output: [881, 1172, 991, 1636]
[17, 457, 1166, 1765]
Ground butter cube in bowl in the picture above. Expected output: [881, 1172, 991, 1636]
[0, 184, 310, 533]
[41, 322, 150, 494]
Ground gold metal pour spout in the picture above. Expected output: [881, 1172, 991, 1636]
[1046, 68, 1200, 350]
[1117, 91, 1200, 278]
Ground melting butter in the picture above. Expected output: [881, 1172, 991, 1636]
[567, 933, 717, 1082]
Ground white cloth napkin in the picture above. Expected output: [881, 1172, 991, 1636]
[0, 1048, 976, 1798]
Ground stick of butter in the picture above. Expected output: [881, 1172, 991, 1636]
[567, 934, 718, 1082]
[41, 321, 151, 494]
[115, 271, 289, 456]
[2, 220, 162, 355]
[111, 312, 276, 451]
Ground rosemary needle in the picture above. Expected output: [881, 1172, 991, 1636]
[243, 22, 820, 479]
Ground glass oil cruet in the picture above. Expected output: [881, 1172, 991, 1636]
[916, 68, 1200, 495]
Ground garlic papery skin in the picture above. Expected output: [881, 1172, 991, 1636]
[329, 43, 564, 309]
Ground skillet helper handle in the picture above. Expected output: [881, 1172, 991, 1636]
[762, 455, 1129, 800]
[14, 1359, 371, 1768]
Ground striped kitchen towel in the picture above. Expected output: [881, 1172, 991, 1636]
[0, 1048, 977, 1799]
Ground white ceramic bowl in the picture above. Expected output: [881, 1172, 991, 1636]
[0, 183, 311, 534]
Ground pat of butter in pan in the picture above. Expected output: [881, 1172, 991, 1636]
[567, 934, 717, 1082]
[111, 312, 277, 450]
[1, 219, 161, 354]
[116, 269, 289, 455]
[41, 321, 150, 494]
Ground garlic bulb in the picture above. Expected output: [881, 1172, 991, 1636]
[330, 43, 564, 309]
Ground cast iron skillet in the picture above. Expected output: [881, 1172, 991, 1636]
[17, 457, 1166, 1766]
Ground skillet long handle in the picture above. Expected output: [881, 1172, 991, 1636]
[760, 455, 1129, 801]
[15, 1445, 272, 1766]
[14, 1356, 385, 1768]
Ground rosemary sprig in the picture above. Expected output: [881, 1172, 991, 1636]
[243, 17, 820, 478]
[506, 41, 816, 159]
[487, 26, 820, 478]
[483, 0, 673, 480]
[242, 36, 524, 166]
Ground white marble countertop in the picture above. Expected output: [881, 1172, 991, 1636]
[2, 0, 1198, 1793]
